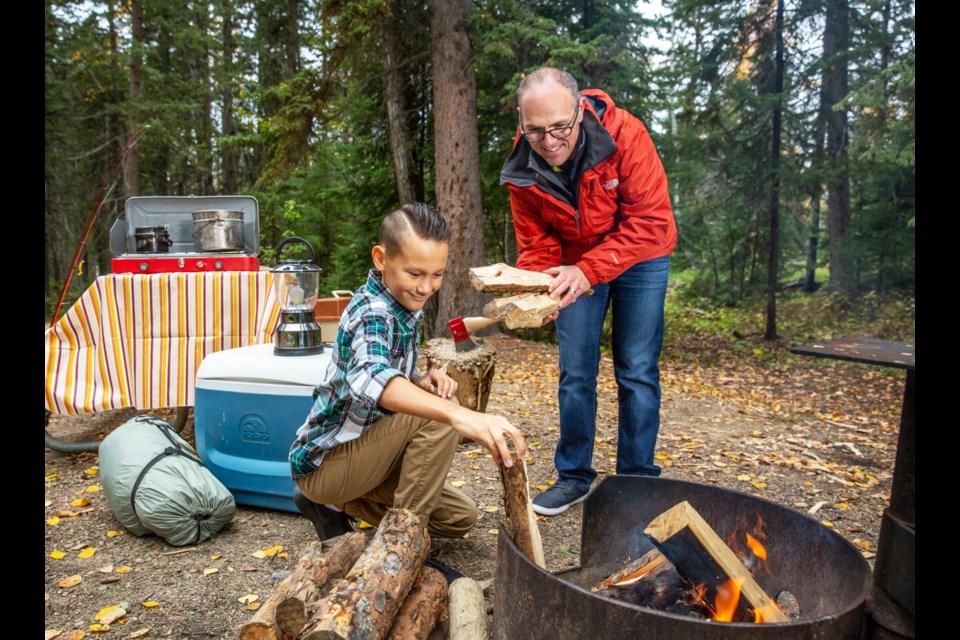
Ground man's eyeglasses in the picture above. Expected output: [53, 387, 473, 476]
[520, 104, 580, 143]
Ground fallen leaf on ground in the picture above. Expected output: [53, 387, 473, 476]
[128, 629, 150, 638]
[808, 501, 826, 514]
[97, 565, 114, 573]
[115, 566, 132, 573]
[78, 547, 97, 559]
[106, 530, 123, 538]
[246, 602, 261, 611]
[85, 467, 99, 475]
[59, 574, 83, 588]
[209, 554, 223, 560]
[47, 517, 61, 526]
[44, 630, 61, 640]
[58, 632, 85, 640]
[85, 485, 100, 493]
[46, 592, 51, 602]
[45, 473, 58, 481]
[482, 506, 499, 513]
[488, 529, 499, 535]
[89, 623, 110, 632]
[238, 594, 259, 605]
[250, 550, 266, 559]
[95, 605, 126, 623]
[141, 601, 160, 608]
[203, 568, 219, 576]
[72, 498, 93, 507]
[263, 545, 283, 557]
[45, 500, 53, 507]
[358, 521, 374, 529]
[51, 550, 67, 559]
[55, 510, 80, 518]
[70, 542, 89, 551]
[450, 480, 467, 488]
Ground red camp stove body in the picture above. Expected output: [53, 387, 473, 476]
[111, 252, 260, 274]
[109, 195, 261, 274]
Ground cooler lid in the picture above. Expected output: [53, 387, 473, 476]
[196, 343, 331, 387]
[113, 195, 260, 256]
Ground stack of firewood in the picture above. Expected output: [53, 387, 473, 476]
[239, 508, 491, 640]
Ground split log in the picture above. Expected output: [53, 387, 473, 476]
[469, 263, 594, 296]
[299, 508, 431, 640]
[385, 566, 449, 640]
[447, 577, 489, 640]
[591, 548, 685, 610]
[481, 293, 558, 329]
[420, 338, 497, 413]
[644, 501, 787, 623]
[469, 263, 556, 293]
[240, 532, 367, 640]
[498, 452, 545, 568]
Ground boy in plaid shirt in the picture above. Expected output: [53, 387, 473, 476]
[289, 202, 528, 540]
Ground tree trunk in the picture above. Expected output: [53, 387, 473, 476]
[429, 0, 486, 339]
[824, 0, 853, 294]
[382, 0, 419, 205]
[220, 0, 238, 194]
[125, 0, 143, 199]
[764, 0, 784, 341]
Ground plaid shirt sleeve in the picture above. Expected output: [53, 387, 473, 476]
[344, 308, 407, 409]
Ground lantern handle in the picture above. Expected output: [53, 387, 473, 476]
[275, 236, 316, 264]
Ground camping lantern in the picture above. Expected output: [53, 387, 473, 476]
[272, 237, 323, 356]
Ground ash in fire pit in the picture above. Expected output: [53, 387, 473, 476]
[493, 476, 872, 640]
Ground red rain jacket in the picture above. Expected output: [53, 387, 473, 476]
[499, 89, 677, 286]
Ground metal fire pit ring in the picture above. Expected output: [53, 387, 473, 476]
[493, 475, 872, 640]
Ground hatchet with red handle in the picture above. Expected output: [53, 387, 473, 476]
[448, 316, 499, 353]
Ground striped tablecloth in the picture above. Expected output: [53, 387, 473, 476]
[45, 271, 282, 414]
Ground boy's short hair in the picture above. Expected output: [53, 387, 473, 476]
[378, 202, 451, 255]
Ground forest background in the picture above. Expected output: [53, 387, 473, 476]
[44, 0, 915, 340]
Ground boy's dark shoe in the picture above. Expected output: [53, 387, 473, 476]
[531, 481, 591, 516]
[292, 487, 354, 541]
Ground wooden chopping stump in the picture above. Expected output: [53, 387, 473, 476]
[421, 337, 497, 413]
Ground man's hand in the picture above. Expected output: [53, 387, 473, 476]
[413, 368, 458, 399]
[545, 265, 590, 310]
[450, 408, 528, 468]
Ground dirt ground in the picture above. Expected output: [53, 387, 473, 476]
[44, 333, 905, 638]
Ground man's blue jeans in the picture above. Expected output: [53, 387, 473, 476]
[553, 256, 670, 489]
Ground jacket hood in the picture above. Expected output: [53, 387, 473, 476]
[500, 89, 619, 189]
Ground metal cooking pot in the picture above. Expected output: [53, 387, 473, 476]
[135, 226, 173, 253]
[192, 210, 245, 252]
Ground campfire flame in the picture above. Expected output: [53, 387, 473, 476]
[696, 524, 772, 623]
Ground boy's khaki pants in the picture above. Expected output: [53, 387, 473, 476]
[296, 411, 478, 539]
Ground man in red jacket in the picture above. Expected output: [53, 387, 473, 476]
[500, 67, 678, 516]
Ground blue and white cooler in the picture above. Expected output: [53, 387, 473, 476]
[194, 343, 330, 512]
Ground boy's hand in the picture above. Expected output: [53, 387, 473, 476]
[450, 409, 528, 468]
[414, 368, 458, 399]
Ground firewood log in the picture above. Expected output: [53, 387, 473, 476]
[498, 452, 545, 568]
[591, 548, 684, 609]
[447, 577, 488, 640]
[385, 566, 449, 640]
[240, 532, 368, 640]
[298, 508, 431, 640]
[469, 263, 556, 293]
[481, 292, 558, 329]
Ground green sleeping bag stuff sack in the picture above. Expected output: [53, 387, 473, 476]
[99, 415, 236, 546]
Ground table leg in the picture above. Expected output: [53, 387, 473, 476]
[45, 407, 191, 453]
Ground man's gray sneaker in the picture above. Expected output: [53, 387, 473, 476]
[531, 481, 591, 516]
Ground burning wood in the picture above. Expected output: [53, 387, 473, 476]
[644, 501, 788, 623]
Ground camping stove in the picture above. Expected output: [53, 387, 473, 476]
[110, 195, 261, 273]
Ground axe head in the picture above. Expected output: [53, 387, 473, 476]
[448, 317, 478, 353]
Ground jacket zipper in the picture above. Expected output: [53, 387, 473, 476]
[574, 208, 580, 232]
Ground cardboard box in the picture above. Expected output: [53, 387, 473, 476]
[315, 290, 353, 343]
